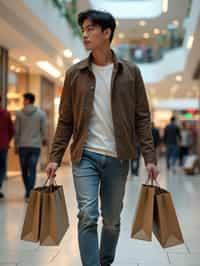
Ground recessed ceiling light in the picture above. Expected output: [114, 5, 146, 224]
[187, 35, 194, 49]
[54, 97, 60, 106]
[154, 28, 160, 35]
[139, 20, 146, 26]
[19, 56, 27, 62]
[162, 0, 168, 13]
[143, 32, 150, 39]
[64, 49, 73, 58]
[36, 61, 61, 78]
[176, 75, 183, 82]
[173, 20, 179, 27]
[73, 58, 80, 64]
[10, 65, 16, 71]
[118, 32, 125, 39]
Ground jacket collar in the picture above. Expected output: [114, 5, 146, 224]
[77, 50, 123, 72]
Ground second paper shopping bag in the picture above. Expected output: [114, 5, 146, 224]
[153, 187, 184, 248]
[131, 184, 155, 241]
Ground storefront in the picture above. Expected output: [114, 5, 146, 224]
[7, 59, 29, 175]
[0, 51, 56, 176]
[0, 47, 8, 108]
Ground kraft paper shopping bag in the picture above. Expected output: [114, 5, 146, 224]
[131, 184, 155, 241]
[153, 187, 184, 248]
[21, 188, 43, 242]
[40, 185, 69, 246]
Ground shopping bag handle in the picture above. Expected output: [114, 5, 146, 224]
[145, 175, 160, 187]
[43, 177, 57, 191]
[43, 177, 49, 186]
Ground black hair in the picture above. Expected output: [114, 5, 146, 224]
[23, 93, 35, 104]
[78, 9, 116, 42]
[171, 116, 176, 122]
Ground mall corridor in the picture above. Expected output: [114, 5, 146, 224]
[0, 159, 200, 266]
[0, 0, 200, 265]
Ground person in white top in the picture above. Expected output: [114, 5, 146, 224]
[46, 9, 158, 266]
[179, 121, 192, 166]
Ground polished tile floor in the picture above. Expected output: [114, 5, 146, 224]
[0, 158, 200, 266]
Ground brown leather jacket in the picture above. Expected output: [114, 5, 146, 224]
[49, 52, 156, 166]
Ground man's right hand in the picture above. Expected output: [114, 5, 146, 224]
[46, 162, 58, 183]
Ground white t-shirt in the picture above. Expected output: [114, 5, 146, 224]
[84, 63, 117, 157]
[180, 129, 191, 147]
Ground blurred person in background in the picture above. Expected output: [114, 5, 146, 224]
[151, 122, 161, 151]
[179, 121, 193, 166]
[0, 96, 15, 198]
[131, 122, 160, 178]
[131, 142, 140, 177]
[15, 93, 47, 201]
[164, 116, 181, 172]
[190, 123, 197, 154]
[46, 9, 158, 266]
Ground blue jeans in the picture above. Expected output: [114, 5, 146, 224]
[19, 147, 40, 197]
[166, 144, 179, 169]
[72, 150, 129, 266]
[0, 149, 7, 188]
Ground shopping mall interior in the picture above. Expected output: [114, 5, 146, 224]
[0, 0, 200, 265]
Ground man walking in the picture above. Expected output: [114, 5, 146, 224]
[46, 10, 158, 266]
[15, 93, 47, 201]
[0, 96, 15, 198]
[151, 122, 161, 149]
[179, 121, 192, 166]
[164, 116, 181, 172]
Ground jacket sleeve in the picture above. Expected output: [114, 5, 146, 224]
[134, 66, 157, 165]
[49, 69, 73, 166]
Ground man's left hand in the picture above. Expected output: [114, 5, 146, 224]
[146, 163, 159, 181]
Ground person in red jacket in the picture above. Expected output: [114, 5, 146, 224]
[0, 96, 15, 198]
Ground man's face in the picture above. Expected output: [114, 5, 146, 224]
[81, 19, 110, 51]
[23, 98, 30, 107]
